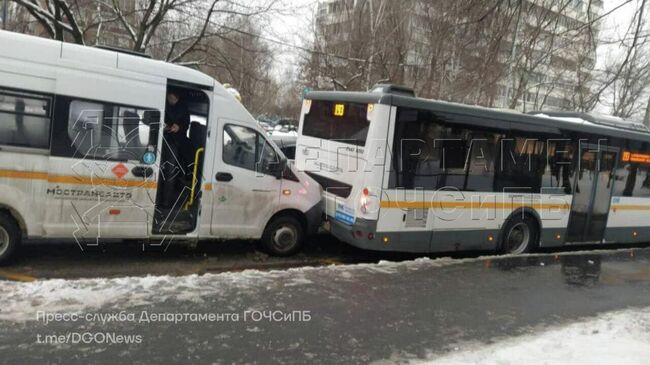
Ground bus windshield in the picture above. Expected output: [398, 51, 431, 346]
[302, 100, 369, 146]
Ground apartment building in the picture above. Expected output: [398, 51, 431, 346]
[314, 0, 603, 111]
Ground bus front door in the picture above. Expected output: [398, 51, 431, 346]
[566, 145, 618, 243]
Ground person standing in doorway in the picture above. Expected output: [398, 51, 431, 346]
[161, 90, 191, 209]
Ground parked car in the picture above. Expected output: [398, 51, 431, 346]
[271, 135, 297, 160]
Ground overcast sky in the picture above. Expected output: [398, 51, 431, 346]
[263, 0, 317, 78]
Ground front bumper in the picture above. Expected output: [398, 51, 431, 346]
[304, 203, 322, 236]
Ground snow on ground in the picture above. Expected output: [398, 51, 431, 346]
[0, 257, 471, 322]
[0, 247, 645, 323]
[413, 307, 650, 365]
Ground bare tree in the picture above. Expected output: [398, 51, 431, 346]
[579, 0, 650, 118]
[11, 0, 86, 43]
[8, 0, 291, 115]
[301, 0, 596, 110]
[301, 0, 418, 91]
[8, 0, 283, 64]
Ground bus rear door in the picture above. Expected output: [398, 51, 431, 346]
[566, 144, 619, 243]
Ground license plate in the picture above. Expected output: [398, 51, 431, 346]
[335, 210, 355, 225]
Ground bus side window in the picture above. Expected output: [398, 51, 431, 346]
[439, 128, 469, 190]
[390, 108, 504, 192]
[465, 132, 500, 192]
[389, 108, 434, 190]
[614, 164, 650, 198]
[496, 136, 547, 193]
[542, 140, 575, 194]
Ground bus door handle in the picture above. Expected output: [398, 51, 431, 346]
[215, 172, 233, 182]
[132, 166, 154, 178]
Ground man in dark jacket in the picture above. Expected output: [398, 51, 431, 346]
[164, 91, 190, 141]
[160, 90, 191, 209]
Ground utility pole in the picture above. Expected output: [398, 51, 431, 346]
[2, 0, 8, 30]
[366, 0, 375, 90]
[643, 96, 650, 128]
[503, 0, 524, 109]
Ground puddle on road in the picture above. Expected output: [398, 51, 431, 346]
[480, 249, 650, 287]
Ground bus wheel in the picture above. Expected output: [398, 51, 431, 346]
[0, 212, 21, 265]
[500, 215, 538, 255]
[261, 215, 304, 257]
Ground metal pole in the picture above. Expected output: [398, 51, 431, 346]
[643, 96, 650, 128]
[366, 0, 374, 90]
[2, 0, 8, 30]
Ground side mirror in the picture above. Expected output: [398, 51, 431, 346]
[272, 158, 288, 180]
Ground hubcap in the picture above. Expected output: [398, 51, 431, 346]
[273, 225, 297, 251]
[505, 223, 530, 254]
[0, 226, 9, 256]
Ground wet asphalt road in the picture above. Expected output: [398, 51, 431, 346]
[0, 235, 374, 280]
[3, 234, 649, 280]
[1, 247, 650, 364]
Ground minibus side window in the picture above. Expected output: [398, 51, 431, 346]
[0, 87, 52, 149]
[58, 98, 160, 162]
[223, 124, 279, 176]
[223, 125, 256, 170]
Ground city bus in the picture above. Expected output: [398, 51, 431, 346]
[296, 85, 650, 254]
[0, 30, 322, 263]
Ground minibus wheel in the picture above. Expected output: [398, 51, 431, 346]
[499, 215, 539, 255]
[0, 212, 21, 265]
[261, 215, 304, 257]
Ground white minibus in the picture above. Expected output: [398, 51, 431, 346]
[0, 30, 322, 263]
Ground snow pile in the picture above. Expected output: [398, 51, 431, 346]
[0, 250, 641, 323]
[0, 257, 467, 321]
[415, 307, 650, 365]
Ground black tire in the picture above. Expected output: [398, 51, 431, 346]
[499, 214, 539, 255]
[261, 215, 304, 257]
[0, 212, 21, 265]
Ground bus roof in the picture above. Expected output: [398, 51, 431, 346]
[305, 90, 650, 144]
[1, 30, 215, 90]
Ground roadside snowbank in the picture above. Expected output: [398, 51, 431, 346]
[0, 257, 470, 321]
[415, 307, 650, 365]
[0, 248, 644, 323]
